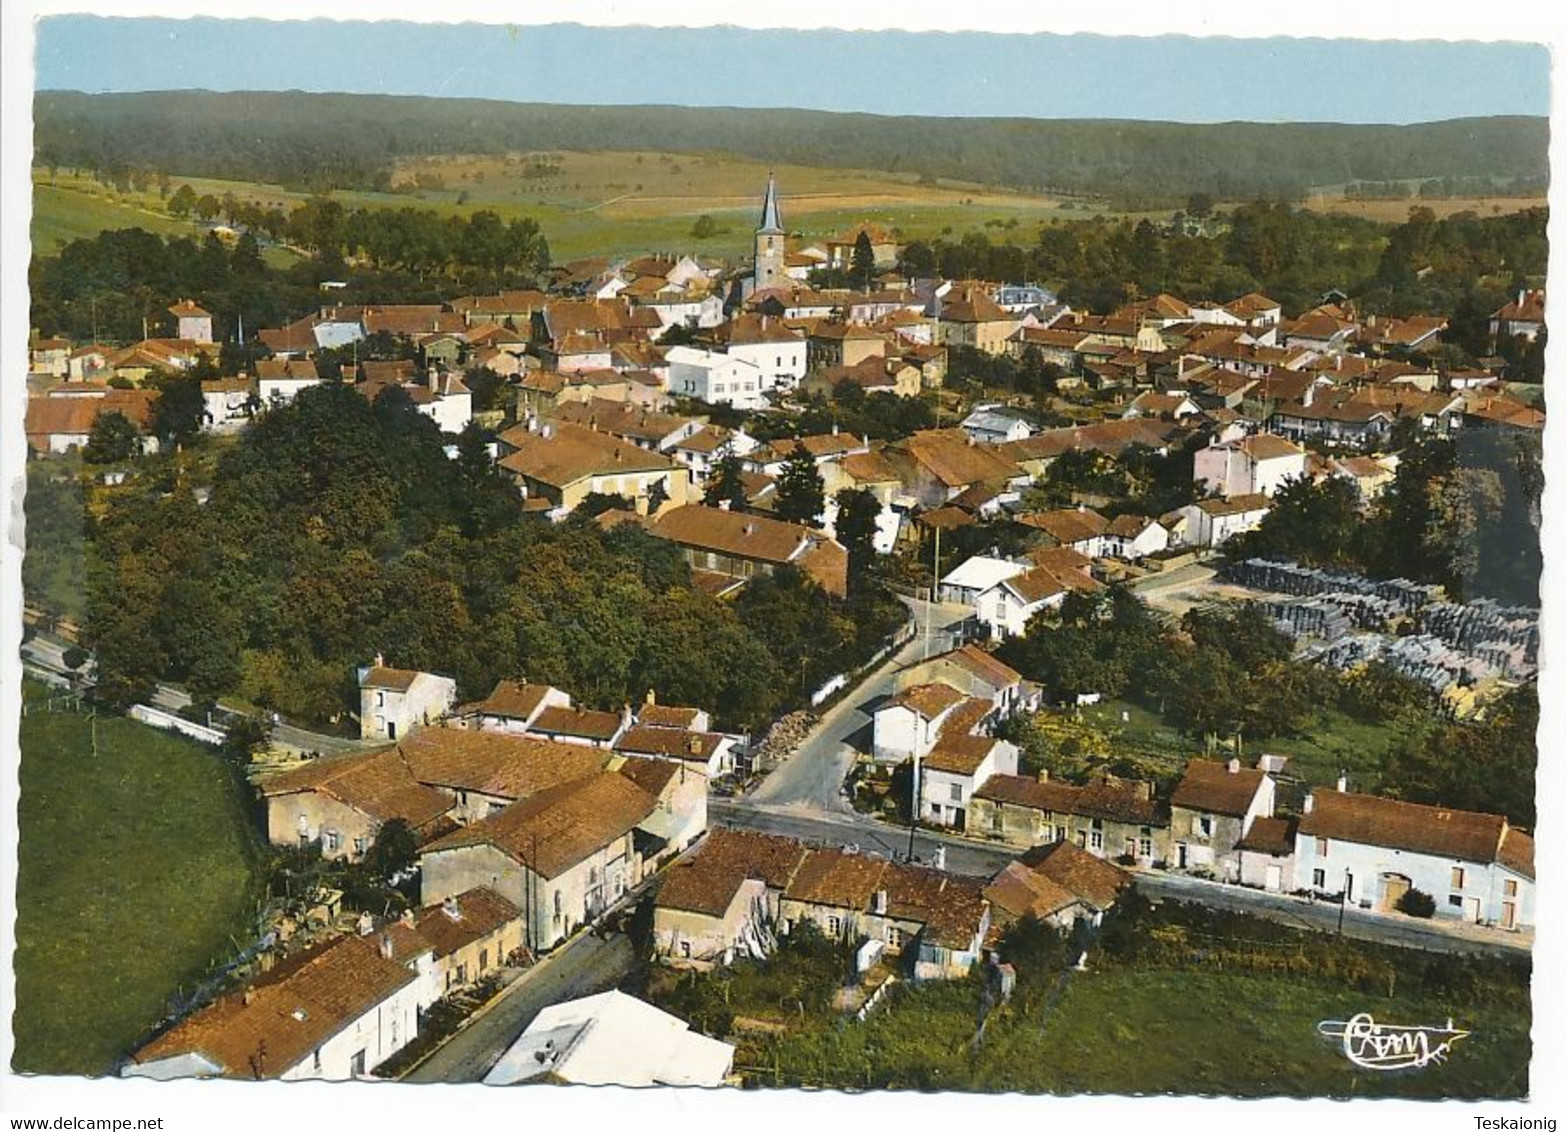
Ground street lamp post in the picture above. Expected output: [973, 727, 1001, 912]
[1337, 867, 1350, 935]
[906, 752, 920, 862]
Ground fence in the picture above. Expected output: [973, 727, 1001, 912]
[129, 703, 228, 746]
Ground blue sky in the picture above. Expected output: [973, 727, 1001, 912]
[33, 18, 1549, 123]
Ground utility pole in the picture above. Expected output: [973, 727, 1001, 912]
[1337, 867, 1350, 935]
[906, 751, 920, 862]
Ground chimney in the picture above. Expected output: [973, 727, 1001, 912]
[872, 889, 889, 915]
[373, 651, 384, 668]
[1336, 772, 1348, 793]
[243, 987, 256, 1007]
[357, 911, 374, 936]
[400, 908, 415, 927]
[717, 498, 732, 511]
[645, 687, 657, 707]
[1303, 793, 1315, 815]
[1227, 757, 1240, 774]
[743, 520, 755, 536]
[442, 896, 462, 921]
[687, 735, 702, 756]
[379, 932, 394, 960]
[541, 423, 553, 440]
[1037, 768, 1050, 783]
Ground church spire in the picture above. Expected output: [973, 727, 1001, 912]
[758, 172, 783, 235]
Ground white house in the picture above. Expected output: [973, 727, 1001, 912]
[974, 565, 1079, 639]
[458, 680, 572, 733]
[122, 932, 429, 1081]
[1182, 494, 1272, 549]
[938, 554, 1027, 606]
[959, 405, 1034, 445]
[1295, 785, 1534, 930]
[917, 700, 1019, 830]
[872, 682, 968, 762]
[201, 378, 254, 434]
[1193, 434, 1307, 498]
[665, 346, 768, 410]
[358, 658, 459, 742]
[256, 358, 321, 405]
[484, 990, 734, 1086]
[710, 315, 809, 393]
[1101, 514, 1169, 560]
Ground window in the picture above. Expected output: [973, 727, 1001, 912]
[949, 784, 964, 803]
[679, 940, 692, 958]
[456, 963, 467, 985]
[323, 830, 340, 853]
[827, 915, 842, 936]
[1448, 895, 1464, 908]
[313, 1049, 322, 1073]
[991, 810, 1004, 833]
[456, 790, 468, 806]
[553, 891, 564, 922]
[1505, 879, 1519, 898]
[887, 926, 905, 947]
[1139, 837, 1153, 859]
[1041, 824, 1053, 842]
[1089, 830, 1103, 851]
[1197, 816, 1213, 838]
[376, 691, 385, 708]
[1316, 837, 1329, 857]
[1312, 868, 1326, 888]
[479, 949, 489, 972]
[353, 837, 367, 857]
[1451, 866, 1466, 889]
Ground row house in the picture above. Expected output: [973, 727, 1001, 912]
[967, 771, 1167, 866]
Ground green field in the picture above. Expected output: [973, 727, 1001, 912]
[31, 178, 300, 267]
[1077, 697, 1431, 792]
[32, 154, 1090, 264]
[14, 687, 265, 1075]
[745, 967, 1527, 1097]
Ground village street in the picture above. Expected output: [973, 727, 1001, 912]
[746, 594, 974, 812]
[402, 931, 637, 1083]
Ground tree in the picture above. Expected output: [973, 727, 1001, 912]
[150, 376, 207, 446]
[850, 230, 876, 291]
[703, 454, 749, 511]
[775, 444, 826, 527]
[167, 184, 198, 218]
[193, 194, 221, 223]
[83, 411, 140, 463]
[833, 488, 882, 589]
[690, 214, 718, 240]
[61, 645, 89, 672]
[1186, 192, 1215, 219]
[363, 818, 419, 882]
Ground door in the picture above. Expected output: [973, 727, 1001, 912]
[1464, 897, 1482, 923]
[1378, 873, 1410, 913]
[386, 720, 397, 741]
[1176, 843, 1188, 869]
[1502, 901, 1517, 930]
[350, 1050, 367, 1077]
[1264, 864, 1282, 893]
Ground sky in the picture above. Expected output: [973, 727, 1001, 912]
[32, 17, 1550, 124]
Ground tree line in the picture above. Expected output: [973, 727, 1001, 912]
[71, 382, 903, 734]
[35, 90, 1548, 206]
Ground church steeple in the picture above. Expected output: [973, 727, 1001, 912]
[752, 173, 786, 294]
[758, 172, 783, 235]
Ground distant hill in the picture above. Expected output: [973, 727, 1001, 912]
[32, 90, 1550, 205]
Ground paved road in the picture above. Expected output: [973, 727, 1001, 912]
[404, 932, 636, 1083]
[749, 596, 974, 812]
[22, 633, 372, 754]
[710, 802, 1529, 957]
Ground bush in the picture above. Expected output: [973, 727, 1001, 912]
[61, 645, 89, 671]
[1395, 888, 1437, 919]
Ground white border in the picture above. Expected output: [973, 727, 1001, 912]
[2, 3, 1562, 1130]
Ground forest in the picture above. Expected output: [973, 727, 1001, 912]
[33, 90, 1549, 205]
[67, 382, 905, 733]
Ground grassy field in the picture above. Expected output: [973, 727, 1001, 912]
[743, 967, 1528, 1097]
[32, 156, 1546, 266]
[1076, 696, 1428, 792]
[1301, 192, 1546, 223]
[31, 177, 300, 267]
[14, 686, 266, 1075]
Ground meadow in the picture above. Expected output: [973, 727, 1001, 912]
[13, 685, 265, 1075]
[32, 152, 1545, 267]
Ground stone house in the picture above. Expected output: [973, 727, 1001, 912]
[420, 769, 659, 954]
[1236, 816, 1299, 893]
[645, 504, 849, 598]
[1168, 758, 1276, 878]
[917, 699, 1019, 830]
[358, 659, 458, 742]
[984, 841, 1133, 934]
[1193, 433, 1307, 498]
[967, 771, 1167, 865]
[652, 829, 810, 967]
